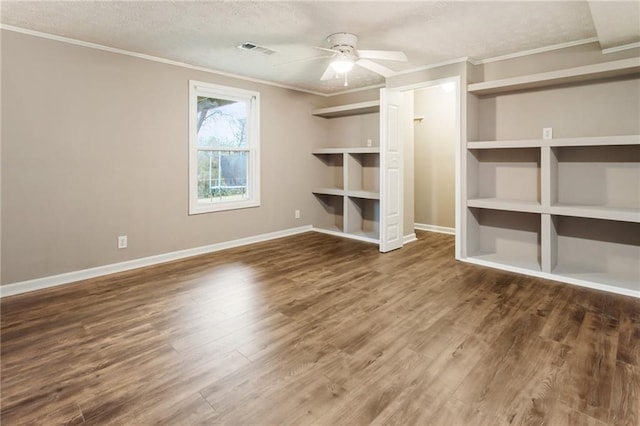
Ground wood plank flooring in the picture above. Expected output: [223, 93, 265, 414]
[1, 231, 638, 425]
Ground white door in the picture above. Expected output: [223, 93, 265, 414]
[379, 88, 403, 252]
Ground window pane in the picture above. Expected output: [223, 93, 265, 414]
[197, 150, 248, 202]
[197, 97, 248, 149]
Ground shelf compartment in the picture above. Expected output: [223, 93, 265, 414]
[346, 197, 380, 241]
[467, 58, 640, 95]
[313, 194, 344, 234]
[467, 208, 541, 271]
[312, 100, 380, 118]
[551, 216, 640, 292]
[551, 144, 639, 212]
[312, 152, 344, 191]
[347, 152, 380, 194]
[468, 147, 541, 204]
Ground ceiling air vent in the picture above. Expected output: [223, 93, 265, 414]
[237, 42, 276, 55]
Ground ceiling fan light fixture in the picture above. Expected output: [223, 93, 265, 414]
[330, 58, 354, 74]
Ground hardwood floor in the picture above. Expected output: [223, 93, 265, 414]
[1, 231, 638, 425]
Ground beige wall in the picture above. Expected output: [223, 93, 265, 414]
[475, 77, 640, 140]
[413, 85, 456, 229]
[1, 30, 327, 284]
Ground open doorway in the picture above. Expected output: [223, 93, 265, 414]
[412, 82, 457, 235]
[381, 77, 460, 254]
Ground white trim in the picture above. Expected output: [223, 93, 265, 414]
[414, 223, 456, 235]
[403, 233, 418, 244]
[0, 226, 313, 298]
[477, 37, 600, 64]
[602, 42, 640, 55]
[391, 57, 474, 78]
[462, 257, 640, 299]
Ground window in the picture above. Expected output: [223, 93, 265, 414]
[189, 80, 260, 214]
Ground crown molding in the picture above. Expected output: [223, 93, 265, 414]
[477, 37, 600, 64]
[602, 41, 640, 55]
[390, 57, 474, 77]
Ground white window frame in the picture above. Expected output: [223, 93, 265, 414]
[188, 80, 260, 214]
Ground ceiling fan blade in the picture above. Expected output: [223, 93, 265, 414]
[314, 46, 342, 54]
[274, 55, 332, 67]
[320, 64, 336, 81]
[357, 50, 407, 62]
[356, 59, 395, 78]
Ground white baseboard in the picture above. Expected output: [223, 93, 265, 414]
[403, 233, 418, 244]
[1, 225, 313, 298]
[414, 223, 455, 235]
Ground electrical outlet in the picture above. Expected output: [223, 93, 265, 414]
[294, 209, 301, 219]
[543, 127, 553, 140]
[366, 139, 373, 147]
[118, 235, 127, 249]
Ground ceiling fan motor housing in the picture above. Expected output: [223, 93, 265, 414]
[327, 32, 359, 55]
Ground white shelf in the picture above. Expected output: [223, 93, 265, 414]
[467, 198, 542, 213]
[468, 58, 640, 95]
[312, 187, 345, 197]
[313, 227, 379, 244]
[552, 266, 640, 294]
[312, 147, 380, 155]
[312, 101, 380, 118]
[467, 253, 542, 272]
[347, 190, 380, 200]
[549, 204, 640, 223]
[546, 134, 640, 147]
[468, 134, 640, 149]
[468, 139, 543, 149]
[347, 231, 380, 244]
[469, 134, 640, 149]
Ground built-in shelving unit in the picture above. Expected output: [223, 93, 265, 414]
[312, 103, 381, 244]
[463, 58, 640, 298]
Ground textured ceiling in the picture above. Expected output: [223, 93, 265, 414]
[1, 1, 637, 94]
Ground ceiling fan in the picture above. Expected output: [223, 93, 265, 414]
[281, 33, 408, 85]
